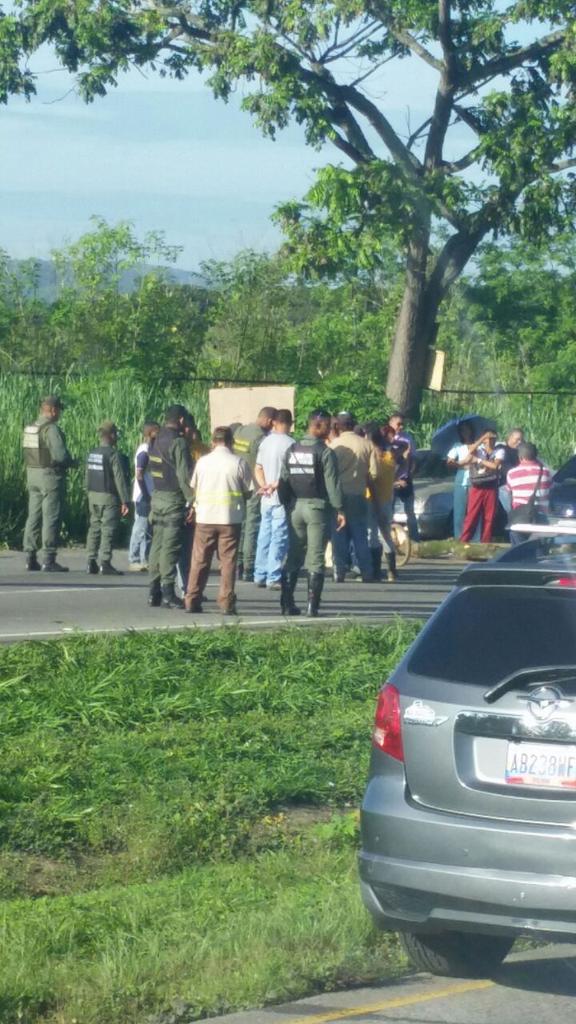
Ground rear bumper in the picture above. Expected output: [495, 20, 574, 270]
[360, 773, 576, 938]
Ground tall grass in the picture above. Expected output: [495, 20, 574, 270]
[418, 391, 576, 468]
[0, 372, 209, 547]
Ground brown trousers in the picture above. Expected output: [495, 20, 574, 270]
[185, 523, 241, 611]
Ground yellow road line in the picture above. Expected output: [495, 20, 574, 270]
[288, 979, 494, 1024]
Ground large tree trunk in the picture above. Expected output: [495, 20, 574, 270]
[386, 226, 487, 416]
[385, 234, 437, 416]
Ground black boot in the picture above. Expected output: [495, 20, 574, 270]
[87, 558, 99, 575]
[41, 556, 69, 573]
[148, 581, 162, 607]
[385, 551, 398, 582]
[25, 553, 41, 571]
[99, 561, 123, 576]
[161, 583, 184, 609]
[307, 572, 324, 617]
[371, 545, 383, 582]
[280, 572, 301, 616]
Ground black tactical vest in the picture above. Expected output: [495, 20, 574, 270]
[287, 441, 327, 500]
[86, 446, 115, 495]
[23, 422, 52, 469]
[149, 427, 180, 492]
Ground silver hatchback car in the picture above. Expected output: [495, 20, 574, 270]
[360, 533, 576, 977]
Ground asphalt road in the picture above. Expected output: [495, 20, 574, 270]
[202, 944, 576, 1024]
[0, 549, 461, 643]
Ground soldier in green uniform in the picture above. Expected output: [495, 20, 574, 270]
[22, 395, 77, 572]
[147, 405, 195, 609]
[278, 409, 346, 617]
[85, 422, 131, 575]
[233, 407, 276, 581]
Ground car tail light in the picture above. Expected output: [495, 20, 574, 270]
[557, 577, 576, 588]
[373, 684, 404, 761]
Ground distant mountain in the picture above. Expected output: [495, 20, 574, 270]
[6, 259, 210, 302]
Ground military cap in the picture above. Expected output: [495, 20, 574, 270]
[41, 394, 65, 409]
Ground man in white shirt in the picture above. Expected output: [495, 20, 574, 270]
[184, 426, 253, 615]
[253, 409, 295, 589]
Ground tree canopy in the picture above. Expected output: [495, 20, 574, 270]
[4, 0, 576, 411]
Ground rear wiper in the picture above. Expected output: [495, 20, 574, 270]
[484, 665, 576, 704]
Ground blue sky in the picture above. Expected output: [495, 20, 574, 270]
[0, 43, 453, 270]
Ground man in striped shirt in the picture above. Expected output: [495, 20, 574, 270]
[506, 442, 552, 544]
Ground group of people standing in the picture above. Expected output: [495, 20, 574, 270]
[447, 426, 552, 544]
[20, 396, 417, 618]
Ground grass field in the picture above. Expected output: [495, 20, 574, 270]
[0, 622, 418, 1024]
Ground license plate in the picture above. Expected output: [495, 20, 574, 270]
[506, 742, 576, 788]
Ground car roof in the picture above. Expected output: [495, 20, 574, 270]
[455, 531, 576, 588]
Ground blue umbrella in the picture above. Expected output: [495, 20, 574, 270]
[431, 414, 498, 456]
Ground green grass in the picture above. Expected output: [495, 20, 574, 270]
[0, 843, 407, 1024]
[0, 624, 418, 1024]
[0, 624, 419, 874]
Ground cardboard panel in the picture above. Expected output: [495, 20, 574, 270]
[209, 386, 295, 431]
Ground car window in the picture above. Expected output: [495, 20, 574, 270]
[553, 456, 576, 485]
[414, 451, 455, 481]
[407, 586, 576, 686]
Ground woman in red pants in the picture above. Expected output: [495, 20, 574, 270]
[460, 431, 505, 543]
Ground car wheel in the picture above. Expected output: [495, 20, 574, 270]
[399, 931, 513, 978]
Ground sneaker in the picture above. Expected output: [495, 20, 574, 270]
[267, 582, 282, 591]
[254, 579, 267, 588]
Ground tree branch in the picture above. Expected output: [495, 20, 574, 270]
[423, 0, 456, 170]
[387, 27, 443, 72]
[443, 145, 483, 173]
[465, 29, 566, 87]
[550, 157, 576, 173]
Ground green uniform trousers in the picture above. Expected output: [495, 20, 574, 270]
[148, 509, 184, 587]
[23, 475, 65, 559]
[240, 492, 262, 573]
[286, 500, 330, 576]
[86, 502, 121, 563]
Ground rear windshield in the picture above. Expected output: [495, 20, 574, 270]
[408, 586, 576, 686]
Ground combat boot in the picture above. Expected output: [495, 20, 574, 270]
[99, 561, 123, 576]
[161, 583, 184, 609]
[25, 553, 41, 571]
[148, 581, 162, 607]
[87, 559, 99, 575]
[41, 556, 69, 573]
[307, 572, 324, 617]
[280, 571, 301, 616]
[385, 551, 398, 583]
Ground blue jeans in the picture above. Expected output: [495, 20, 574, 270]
[129, 501, 151, 564]
[254, 503, 288, 584]
[332, 494, 373, 579]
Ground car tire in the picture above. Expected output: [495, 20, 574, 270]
[399, 931, 513, 978]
